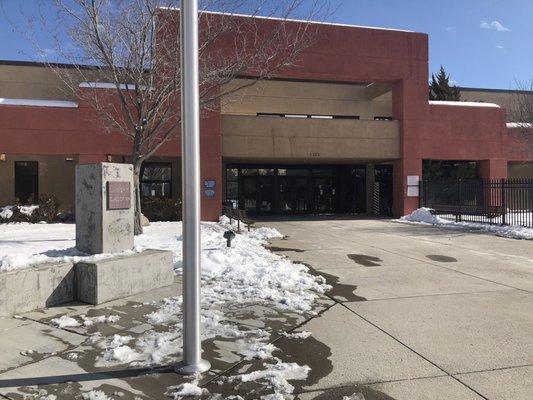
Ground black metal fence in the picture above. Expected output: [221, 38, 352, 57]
[420, 178, 533, 228]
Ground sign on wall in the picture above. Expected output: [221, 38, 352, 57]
[107, 181, 131, 210]
[407, 175, 420, 186]
[407, 175, 420, 198]
[204, 180, 216, 189]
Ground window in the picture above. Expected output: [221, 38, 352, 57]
[257, 113, 284, 118]
[332, 115, 360, 120]
[141, 162, 172, 198]
[15, 161, 38, 204]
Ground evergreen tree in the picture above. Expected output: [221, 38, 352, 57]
[429, 66, 461, 101]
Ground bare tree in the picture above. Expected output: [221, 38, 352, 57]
[508, 80, 533, 159]
[12, 0, 329, 234]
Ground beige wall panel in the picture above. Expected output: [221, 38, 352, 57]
[222, 116, 399, 160]
[0, 155, 77, 211]
[461, 89, 533, 122]
[0, 65, 104, 100]
[508, 162, 533, 178]
[221, 79, 392, 119]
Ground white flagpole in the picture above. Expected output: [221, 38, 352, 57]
[175, 0, 211, 375]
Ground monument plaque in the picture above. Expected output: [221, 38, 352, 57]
[107, 181, 131, 210]
[76, 163, 134, 254]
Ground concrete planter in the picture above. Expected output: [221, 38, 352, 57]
[0, 249, 175, 316]
[0, 262, 75, 316]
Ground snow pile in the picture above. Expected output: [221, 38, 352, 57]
[0, 204, 39, 220]
[400, 207, 440, 224]
[230, 358, 310, 395]
[0, 206, 14, 219]
[399, 208, 533, 240]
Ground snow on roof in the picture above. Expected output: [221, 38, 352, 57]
[79, 82, 140, 90]
[429, 100, 501, 108]
[158, 7, 415, 33]
[0, 98, 78, 108]
[507, 122, 533, 129]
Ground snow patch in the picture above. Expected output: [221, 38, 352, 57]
[82, 391, 111, 400]
[81, 314, 120, 327]
[507, 122, 533, 129]
[343, 394, 366, 400]
[168, 382, 207, 398]
[282, 331, 312, 340]
[399, 208, 533, 240]
[230, 358, 310, 394]
[50, 315, 80, 328]
[429, 100, 500, 108]
[0, 98, 78, 108]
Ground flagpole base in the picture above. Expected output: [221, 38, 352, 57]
[174, 359, 211, 375]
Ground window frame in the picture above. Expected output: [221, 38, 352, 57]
[140, 162, 173, 198]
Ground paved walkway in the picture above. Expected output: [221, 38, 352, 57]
[0, 218, 531, 399]
[257, 217, 533, 399]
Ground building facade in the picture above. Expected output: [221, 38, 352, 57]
[1, 13, 533, 221]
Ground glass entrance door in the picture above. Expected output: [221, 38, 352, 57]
[278, 176, 309, 213]
[241, 173, 274, 213]
[312, 175, 335, 213]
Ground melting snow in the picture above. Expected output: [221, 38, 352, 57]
[230, 358, 310, 394]
[400, 207, 533, 240]
[50, 315, 80, 328]
[168, 382, 207, 398]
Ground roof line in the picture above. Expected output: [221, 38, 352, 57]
[0, 59, 104, 70]
[459, 86, 533, 94]
[158, 6, 417, 34]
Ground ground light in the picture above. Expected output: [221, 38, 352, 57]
[223, 230, 236, 247]
[174, 0, 211, 375]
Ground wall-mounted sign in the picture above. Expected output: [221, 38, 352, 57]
[204, 180, 216, 189]
[407, 186, 419, 197]
[204, 189, 216, 198]
[107, 181, 131, 210]
[407, 175, 420, 186]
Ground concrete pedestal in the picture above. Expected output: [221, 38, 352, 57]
[76, 250, 175, 305]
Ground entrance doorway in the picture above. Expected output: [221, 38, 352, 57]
[225, 165, 368, 215]
[15, 161, 38, 204]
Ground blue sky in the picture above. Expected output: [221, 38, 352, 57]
[1, 0, 532, 89]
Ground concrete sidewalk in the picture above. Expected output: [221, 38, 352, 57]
[0, 218, 531, 399]
[253, 217, 533, 400]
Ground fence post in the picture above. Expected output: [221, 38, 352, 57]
[501, 178, 506, 226]
[457, 179, 462, 222]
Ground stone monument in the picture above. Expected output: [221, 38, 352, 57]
[74, 162, 175, 305]
[75, 162, 134, 254]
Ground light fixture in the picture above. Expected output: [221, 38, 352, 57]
[223, 230, 236, 247]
